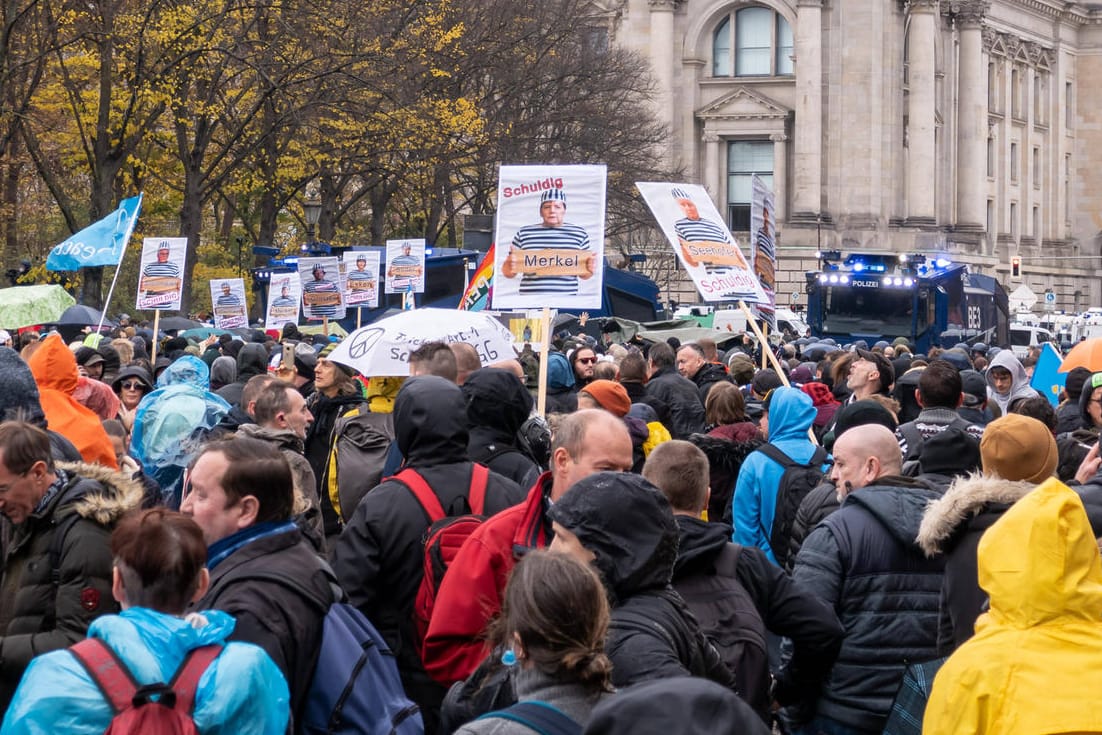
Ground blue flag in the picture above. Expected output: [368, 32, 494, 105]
[1029, 342, 1066, 406]
[46, 194, 143, 271]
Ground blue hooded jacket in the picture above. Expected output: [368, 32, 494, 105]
[732, 386, 825, 564]
[2, 607, 288, 735]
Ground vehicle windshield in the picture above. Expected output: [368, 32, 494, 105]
[821, 286, 914, 336]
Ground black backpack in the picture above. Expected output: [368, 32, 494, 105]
[755, 443, 830, 569]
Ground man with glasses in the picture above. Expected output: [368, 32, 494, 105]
[0, 421, 139, 711]
[570, 346, 598, 388]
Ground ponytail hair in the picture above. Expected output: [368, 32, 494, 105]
[492, 550, 612, 693]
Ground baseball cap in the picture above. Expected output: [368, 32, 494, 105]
[855, 349, 895, 393]
[959, 369, 987, 407]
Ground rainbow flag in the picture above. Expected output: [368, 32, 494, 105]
[459, 245, 494, 311]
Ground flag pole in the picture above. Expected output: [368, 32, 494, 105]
[95, 193, 142, 334]
[536, 307, 551, 417]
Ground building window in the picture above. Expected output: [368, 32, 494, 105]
[1011, 68, 1021, 118]
[1033, 206, 1040, 237]
[987, 200, 994, 234]
[1033, 147, 1040, 189]
[727, 140, 773, 230]
[1066, 82, 1074, 129]
[712, 7, 794, 77]
[986, 137, 994, 177]
[1010, 142, 1019, 182]
[1010, 202, 1017, 238]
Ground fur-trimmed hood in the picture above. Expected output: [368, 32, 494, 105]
[917, 472, 1035, 557]
[56, 461, 144, 525]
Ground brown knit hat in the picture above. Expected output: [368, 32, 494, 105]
[581, 379, 631, 417]
[980, 414, 1058, 483]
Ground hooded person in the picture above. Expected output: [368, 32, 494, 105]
[985, 349, 1039, 416]
[547, 472, 736, 692]
[732, 386, 826, 566]
[215, 342, 269, 408]
[96, 344, 121, 385]
[462, 367, 540, 489]
[27, 335, 117, 469]
[1055, 366, 1092, 435]
[583, 678, 769, 735]
[800, 381, 840, 441]
[923, 479, 1102, 735]
[917, 414, 1059, 655]
[334, 376, 524, 733]
[545, 351, 578, 414]
[129, 355, 230, 507]
[208, 355, 237, 392]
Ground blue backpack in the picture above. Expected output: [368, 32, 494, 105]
[238, 568, 423, 735]
[301, 602, 423, 735]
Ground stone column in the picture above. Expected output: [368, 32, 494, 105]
[702, 129, 722, 202]
[791, 0, 823, 222]
[771, 133, 789, 222]
[906, 0, 937, 226]
[649, 0, 677, 166]
[956, 1, 988, 231]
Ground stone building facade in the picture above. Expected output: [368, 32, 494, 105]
[601, 0, 1102, 312]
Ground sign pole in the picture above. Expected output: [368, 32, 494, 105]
[322, 315, 329, 338]
[738, 301, 788, 386]
[150, 310, 161, 365]
[536, 307, 551, 417]
[357, 307, 362, 330]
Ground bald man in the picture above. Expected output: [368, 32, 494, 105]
[449, 342, 482, 386]
[790, 423, 944, 735]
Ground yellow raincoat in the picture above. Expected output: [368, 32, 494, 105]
[924, 479, 1102, 734]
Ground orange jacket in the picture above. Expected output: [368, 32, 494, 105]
[28, 335, 117, 469]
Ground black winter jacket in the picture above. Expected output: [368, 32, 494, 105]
[784, 481, 840, 574]
[584, 676, 770, 735]
[195, 525, 332, 724]
[0, 463, 141, 709]
[687, 432, 763, 525]
[304, 388, 366, 535]
[793, 476, 944, 732]
[547, 473, 734, 692]
[672, 517, 843, 722]
[916, 473, 1033, 655]
[333, 376, 523, 726]
[623, 380, 672, 428]
[645, 367, 704, 439]
[214, 343, 269, 407]
[691, 362, 731, 403]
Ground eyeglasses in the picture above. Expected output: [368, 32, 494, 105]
[578, 357, 597, 364]
[119, 381, 144, 390]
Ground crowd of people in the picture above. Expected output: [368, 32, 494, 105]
[0, 316, 1101, 734]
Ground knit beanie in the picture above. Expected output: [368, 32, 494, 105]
[980, 414, 1058, 483]
[581, 380, 631, 417]
[751, 369, 783, 397]
[0, 347, 46, 425]
[919, 427, 981, 477]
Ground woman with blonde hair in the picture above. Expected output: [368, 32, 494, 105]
[458, 550, 614, 734]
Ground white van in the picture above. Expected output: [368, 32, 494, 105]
[1009, 325, 1054, 359]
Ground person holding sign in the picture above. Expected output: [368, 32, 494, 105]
[671, 187, 747, 272]
[501, 188, 595, 296]
[302, 264, 340, 318]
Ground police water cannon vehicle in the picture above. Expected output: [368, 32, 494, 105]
[804, 252, 1009, 353]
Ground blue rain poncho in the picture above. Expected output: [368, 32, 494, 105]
[1, 607, 289, 735]
[131, 355, 230, 507]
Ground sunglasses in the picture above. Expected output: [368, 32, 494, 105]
[578, 357, 597, 364]
[119, 381, 145, 391]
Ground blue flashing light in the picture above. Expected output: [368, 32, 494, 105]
[934, 258, 952, 269]
[853, 262, 865, 272]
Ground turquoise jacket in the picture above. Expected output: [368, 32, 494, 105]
[732, 386, 825, 564]
[1, 607, 289, 735]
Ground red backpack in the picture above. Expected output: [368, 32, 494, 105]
[69, 638, 222, 734]
[393, 463, 489, 657]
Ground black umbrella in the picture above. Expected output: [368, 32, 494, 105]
[158, 316, 203, 332]
[54, 304, 114, 328]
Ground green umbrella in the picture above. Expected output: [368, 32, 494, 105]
[0, 284, 77, 329]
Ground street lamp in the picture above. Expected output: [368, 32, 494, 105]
[303, 194, 322, 251]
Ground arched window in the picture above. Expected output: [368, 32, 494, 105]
[712, 6, 794, 78]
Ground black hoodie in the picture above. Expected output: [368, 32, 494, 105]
[673, 516, 843, 721]
[214, 342, 269, 407]
[333, 376, 524, 729]
[548, 472, 736, 692]
[462, 367, 540, 489]
[583, 677, 769, 735]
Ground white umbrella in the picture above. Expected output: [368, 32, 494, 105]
[327, 308, 516, 376]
